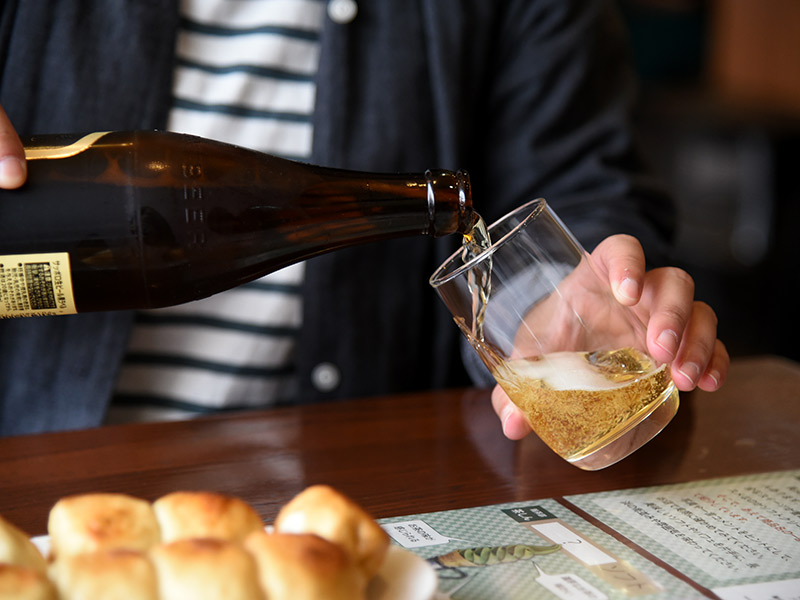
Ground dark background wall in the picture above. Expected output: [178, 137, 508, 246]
[619, 0, 800, 361]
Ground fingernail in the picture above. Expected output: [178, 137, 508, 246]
[656, 329, 679, 358]
[500, 405, 515, 434]
[0, 156, 26, 188]
[678, 362, 701, 385]
[618, 277, 639, 302]
[706, 370, 720, 388]
[501, 404, 526, 439]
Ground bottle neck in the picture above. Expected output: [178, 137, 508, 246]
[425, 169, 474, 237]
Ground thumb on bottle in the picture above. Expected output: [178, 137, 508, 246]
[0, 106, 27, 189]
[0, 156, 26, 189]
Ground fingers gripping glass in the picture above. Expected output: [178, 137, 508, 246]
[430, 199, 679, 470]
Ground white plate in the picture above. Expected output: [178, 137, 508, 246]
[369, 545, 438, 600]
[30, 534, 49, 556]
[32, 536, 437, 600]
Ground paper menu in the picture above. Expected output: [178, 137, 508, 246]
[380, 499, 704, 599]
[566, 470, 800, 600]
[379, 470, 800, 599]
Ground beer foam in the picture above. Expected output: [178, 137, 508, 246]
[508, 351, 630, 391]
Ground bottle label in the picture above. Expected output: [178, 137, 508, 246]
[24, 131, 110, 160]
[0, 253, 77, 318]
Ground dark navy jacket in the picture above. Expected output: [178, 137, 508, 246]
[0, 0, 674, 435]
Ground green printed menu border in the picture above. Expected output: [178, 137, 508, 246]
[379, 497, 706, 599]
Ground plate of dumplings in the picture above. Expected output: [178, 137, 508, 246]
[0, 485, 437, 600]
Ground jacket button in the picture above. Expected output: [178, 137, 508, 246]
[327, 0, 358, 24]
[311, 362, 341, 392]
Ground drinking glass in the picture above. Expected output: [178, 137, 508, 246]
[430, 199, 679, 470]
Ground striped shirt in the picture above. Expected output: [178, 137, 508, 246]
[107, 0, 325, 424]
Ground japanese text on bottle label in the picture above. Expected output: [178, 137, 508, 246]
[0, 253, 77, 317]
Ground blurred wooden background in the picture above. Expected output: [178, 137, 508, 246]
[620, 0, 800, 361]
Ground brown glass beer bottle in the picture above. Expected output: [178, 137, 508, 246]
[0, 131, 473, 318]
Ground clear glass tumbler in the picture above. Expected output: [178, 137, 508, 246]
[430, 199, 679, 470]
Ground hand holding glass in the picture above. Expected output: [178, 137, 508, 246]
[430, 199, 679, 470]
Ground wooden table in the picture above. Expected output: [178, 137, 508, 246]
[0, 355, 797, 537]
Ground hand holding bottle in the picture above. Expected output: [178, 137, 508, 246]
[0, 106, 26, 189]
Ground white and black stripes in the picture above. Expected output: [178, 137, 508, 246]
[108, 0, 324, 423]
[168, 0, 324, 159]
